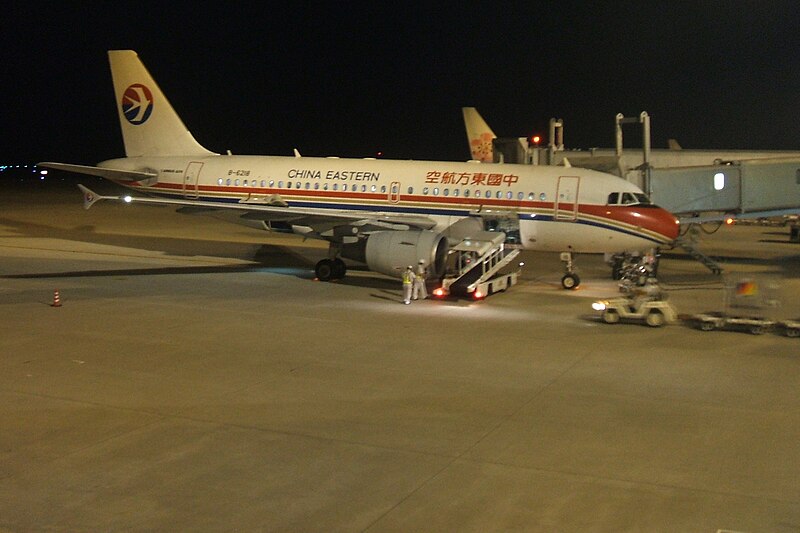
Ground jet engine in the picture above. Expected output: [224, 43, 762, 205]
[343, 230, 448, 279]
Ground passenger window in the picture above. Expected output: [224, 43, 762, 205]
[343, 184, 348, 191]
[314, 182, 319, 190]
[517, 192, 523, 200]
[278, 180, 283, 188]
[296, 182, 302, 189]
[474, 190, 480, 197]
[371, 185, 377, 192]
[423, 187, 429, 194]
[454, 189, 459, 197]
[269, 180, 274, 187]
[443, 188, 449, 196]
[464, 189, 470, 198]
[361, 185, 366, 192]
[408, 186, 414, 194]
[323, 183, 329, 190]
[539, 193, 546, 201]
[433, 187, 439, 196]
[333, 183, 338, 191]
[485, 190, 492, 199]
[235, 179, 240, 186]
[305, 182, 310, 189]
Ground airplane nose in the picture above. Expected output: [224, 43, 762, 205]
[648, 207, 681, 243]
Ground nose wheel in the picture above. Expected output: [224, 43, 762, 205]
[559, 251, 580, 290]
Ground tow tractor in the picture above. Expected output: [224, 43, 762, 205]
[592, 279, 677, 327]
[433, 231, 521, 299]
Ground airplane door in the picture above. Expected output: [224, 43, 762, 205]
[555, 176, 580, 221]
[183, 161, 204, 199]
[388, 181, 401, 203]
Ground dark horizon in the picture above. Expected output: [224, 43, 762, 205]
[3, 3, 799, 166]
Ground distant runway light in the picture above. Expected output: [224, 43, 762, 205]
[123, 196, 132, 203]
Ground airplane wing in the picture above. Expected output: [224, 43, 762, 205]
[40, 162, 157, 182]
[76, 184, 438, 233]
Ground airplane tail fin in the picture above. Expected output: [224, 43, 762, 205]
[462, 107, 497, 162]
[108, 50, 217, 158]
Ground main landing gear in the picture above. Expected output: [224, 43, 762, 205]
[559, 251, 580, 290]
[315, 258, 347, 281]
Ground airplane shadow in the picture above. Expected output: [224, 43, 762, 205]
[0, 215, 392, 289]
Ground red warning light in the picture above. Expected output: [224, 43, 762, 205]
[725, 217, 735, 225]
[531, 135, 541, 145]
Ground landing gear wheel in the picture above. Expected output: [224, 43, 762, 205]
[561, 273, 580, 290]
[315, 259, 334, 281]
[602, 310, 620, 324]
[645, 311, 665, 327]
[786, 327, 800, 338]
[698, 321, 715, 332]
[332, 258, 347, 279]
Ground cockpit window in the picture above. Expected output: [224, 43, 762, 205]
[608, 192, 652, 206]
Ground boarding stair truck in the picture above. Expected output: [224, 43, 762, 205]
[434, 231, 521, 299]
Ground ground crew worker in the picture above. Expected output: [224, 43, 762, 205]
[402, 265, 414, 304]
[413, 259, 428, 300]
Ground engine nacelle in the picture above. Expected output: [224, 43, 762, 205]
[363, 230, 448, 279]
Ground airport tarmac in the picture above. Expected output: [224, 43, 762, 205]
[1, 181, 799, 532]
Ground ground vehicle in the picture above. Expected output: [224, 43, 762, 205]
[592, 296, 677, 327]
[778, 319, 800, 337]
[690, 312, 776, 335]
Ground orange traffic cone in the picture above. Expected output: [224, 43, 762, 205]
[52, 289, 62, 307]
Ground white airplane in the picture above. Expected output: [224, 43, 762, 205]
[40, 50, 679, 290]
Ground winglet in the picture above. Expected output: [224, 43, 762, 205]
[77, 184, 115, 210]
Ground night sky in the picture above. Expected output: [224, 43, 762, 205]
[3, 2, 800, 166]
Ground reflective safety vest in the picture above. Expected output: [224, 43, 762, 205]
[402, 270, 414, 284]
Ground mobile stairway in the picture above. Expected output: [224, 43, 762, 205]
[434, 232, 521, 299]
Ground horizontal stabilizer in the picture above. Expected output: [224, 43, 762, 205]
[40, 162, 157, 182]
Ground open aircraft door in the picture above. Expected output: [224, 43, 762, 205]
[182, 161, 203, 199]
[555, 176, 580, 221]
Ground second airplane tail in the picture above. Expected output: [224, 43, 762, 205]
[462, 107, 496, 163]
[108, 50, 217, 158]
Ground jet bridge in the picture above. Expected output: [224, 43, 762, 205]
[646, 158, 800, 219]
[436, 231, 521, 298]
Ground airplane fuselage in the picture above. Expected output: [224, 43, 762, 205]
[100, 154, 680, 253]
